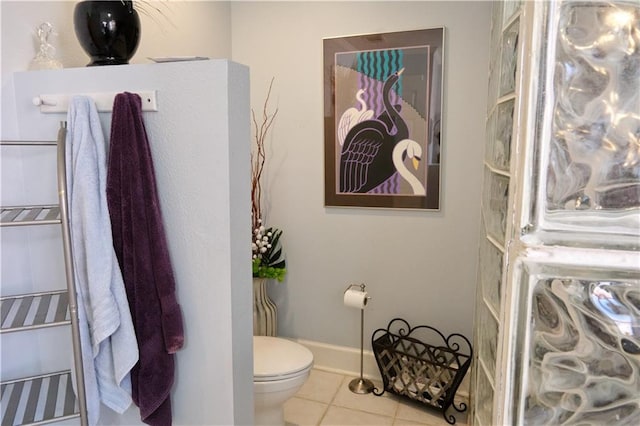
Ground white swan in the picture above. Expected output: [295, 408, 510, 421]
[337, 89, 374, 146]
[393, 139, 426, 195]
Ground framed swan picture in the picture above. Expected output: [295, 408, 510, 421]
[323, 28, 444, 210]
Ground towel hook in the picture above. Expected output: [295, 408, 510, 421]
[33, 91, 158, 113]
[32, 96, 56, 107]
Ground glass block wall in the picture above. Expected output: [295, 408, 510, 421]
[503, 1, 640, 424]
[473, 1, 639, 425]
[471, 1, 522, 425]
[472, 1, 640, 425]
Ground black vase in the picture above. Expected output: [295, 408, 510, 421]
[73, 0, 141, 66]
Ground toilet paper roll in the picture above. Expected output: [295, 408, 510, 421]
[344, 288, 369, 309]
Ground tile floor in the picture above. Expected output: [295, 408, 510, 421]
[283, 369, 469, 426]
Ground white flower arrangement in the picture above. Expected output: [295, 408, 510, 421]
[252, 219, 286, 282]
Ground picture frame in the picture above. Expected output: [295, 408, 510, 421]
[323, 28, 444, 210]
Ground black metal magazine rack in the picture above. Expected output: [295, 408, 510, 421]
[372, 318, 472, 425]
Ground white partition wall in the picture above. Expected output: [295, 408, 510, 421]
[3, 60, 253, 425]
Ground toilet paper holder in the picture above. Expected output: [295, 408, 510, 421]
[344, 283, 374, 394]
[344, 282, 369, 294]
[343, 283, 371, 307]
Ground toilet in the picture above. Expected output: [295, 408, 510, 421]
[253, 336, 314, 425]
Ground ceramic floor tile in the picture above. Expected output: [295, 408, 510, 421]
[331, 376, 399, 418]
[320, 406, 394, 426]
[395, 400, 467, 426]
[296, 369, 344, 404]
[288, 369, 469, 426]
[448, 407, 468, 425]
[392, 419, 431, 426]
[284, 397, 328, 426]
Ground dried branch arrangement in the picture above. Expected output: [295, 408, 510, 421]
[251, 77, 278, 231]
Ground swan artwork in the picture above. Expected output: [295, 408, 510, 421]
[337, 89, 374, 146]
[393, 139, 426, 195]
[339, 68, 409, 193]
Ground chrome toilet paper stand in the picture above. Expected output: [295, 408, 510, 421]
[344, 283, 374, 394]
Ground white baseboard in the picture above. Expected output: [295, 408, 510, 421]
[295, 338, 381, 381]
[294, 338, 470, 400]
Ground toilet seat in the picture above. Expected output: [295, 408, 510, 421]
[254, 336, 313, 382]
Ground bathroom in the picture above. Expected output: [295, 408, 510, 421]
[2, 1, 638, 426]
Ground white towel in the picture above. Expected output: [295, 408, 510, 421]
[66, 96, 139, 426]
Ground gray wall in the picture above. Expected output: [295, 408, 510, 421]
[1, 0, 492, 368]
[231, 1, 492, 347]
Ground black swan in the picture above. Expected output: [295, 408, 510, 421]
[339, 68, 409, 193]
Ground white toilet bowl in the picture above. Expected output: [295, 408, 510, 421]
[253, 336, 314, 426]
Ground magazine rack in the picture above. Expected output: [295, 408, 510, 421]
[372, 318, 472, 425]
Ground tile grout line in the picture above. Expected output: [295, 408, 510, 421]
[390, 392, 401, 423]
[315, 373, 345, 425]
[334, 375, 398, 424]
[291, 370, 459, 425]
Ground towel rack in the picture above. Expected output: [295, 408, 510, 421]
[0, 123, 88, 426]
[33, 90, 158, 113]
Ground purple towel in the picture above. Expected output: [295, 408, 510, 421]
[106, 92, 185, 426]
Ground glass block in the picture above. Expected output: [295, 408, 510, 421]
[478, 301, 499, 379]
[475, 364, 495, 426]
[484, 110, 496, 164]
[503, 0, 522, 26]
[491, 99, 515, 171]
[491, 1, 503, 62]
[499, 19, 519, 97]
[480, 233, 503, 314]
[487, 68, 499, 116]
[491, 0, 503, 40]
[487, 2, 503, 110]
[512, 262, 640, 425]
[482, 168, 510, 246]
[539, 2, 640, 241]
